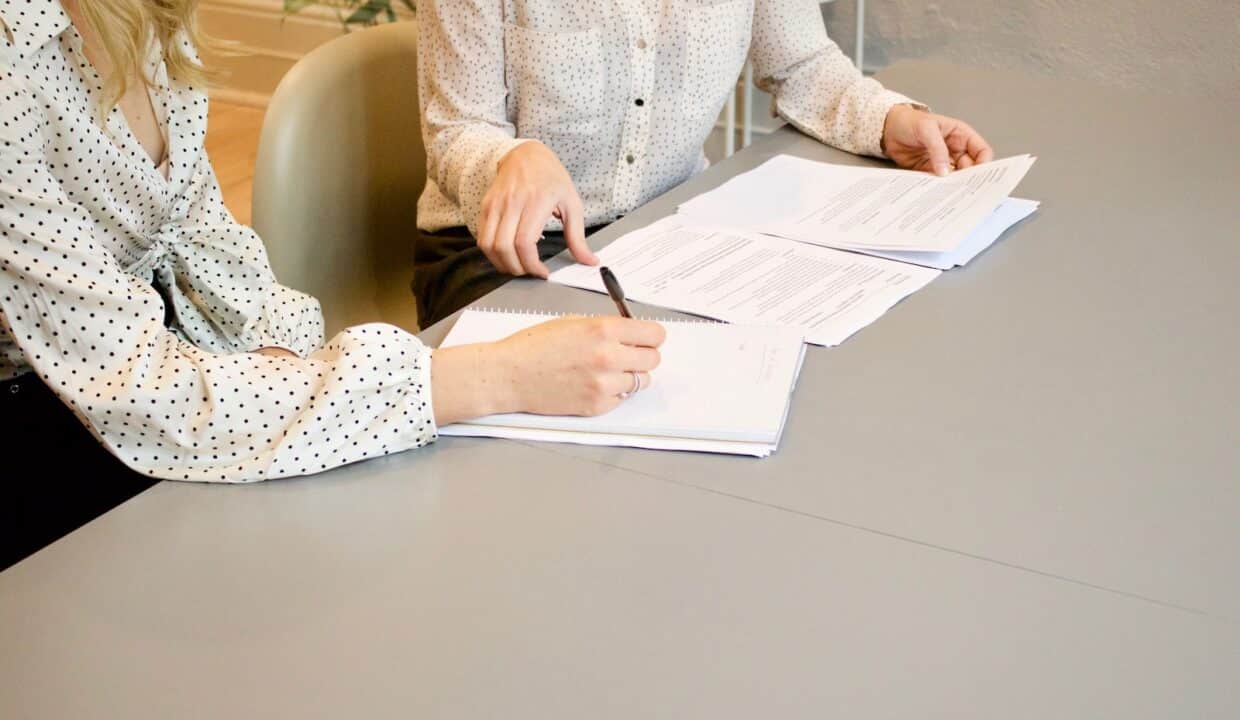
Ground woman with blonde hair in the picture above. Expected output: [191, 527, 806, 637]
[0, 0, 664, 568]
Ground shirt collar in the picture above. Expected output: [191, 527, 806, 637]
[0, 0, 71, 63]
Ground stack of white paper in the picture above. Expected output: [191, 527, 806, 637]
[862, 197, 1040, 269]
[438, 309, 807, 457]
[680, 153, 1037, 258]
[548, 154, 1038, 346]
[549, 216, 940, 347]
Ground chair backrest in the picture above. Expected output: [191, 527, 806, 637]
[252, 21, 423, 336]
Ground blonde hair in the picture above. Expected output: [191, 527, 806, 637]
[74, 0, 214, 108]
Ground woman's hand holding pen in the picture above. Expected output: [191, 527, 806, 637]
[430, 316, 665, 425]
[477, 141, 600, 278]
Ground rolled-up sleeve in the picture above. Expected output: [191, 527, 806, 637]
[750, 0, 922, 157]
[416, 0, 531, 235]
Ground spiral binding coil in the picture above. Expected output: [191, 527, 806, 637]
[469, 307, 722, 325]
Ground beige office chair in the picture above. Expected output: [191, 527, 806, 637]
[252, 22, 423, 336]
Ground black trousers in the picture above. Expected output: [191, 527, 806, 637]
[1, 373, 158, 570]
[413, 227, 580, 327]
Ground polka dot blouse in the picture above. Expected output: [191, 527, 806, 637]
[416, 0, 920, 236]
[0, 1, 437, 483]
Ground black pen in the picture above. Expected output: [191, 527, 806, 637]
[599, 266, 633, 318]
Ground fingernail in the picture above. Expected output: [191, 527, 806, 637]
[935, 162, 950, 176]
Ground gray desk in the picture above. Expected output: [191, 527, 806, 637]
[2, 62, 1236, 718]
[428, 61, 1240, 621]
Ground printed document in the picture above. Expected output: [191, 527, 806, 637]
[863, 197, 1040, 269]
[679, 154, 1036, 253]
[549, 216, 939, 347]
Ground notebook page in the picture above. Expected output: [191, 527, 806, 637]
[438, 309, 805, 444]
[440, 423, 778, 458]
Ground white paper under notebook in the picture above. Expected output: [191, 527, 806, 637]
[549, 215, 940, 347]
[437, 309, 807, 457]
[679, 153, 1036, 253]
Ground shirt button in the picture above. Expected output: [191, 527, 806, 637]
[636, 38, 647, 50]
[625, 154, 635, 165]
[634, 98, 644, 107]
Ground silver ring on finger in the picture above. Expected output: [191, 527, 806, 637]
[618, 370, 641, 400]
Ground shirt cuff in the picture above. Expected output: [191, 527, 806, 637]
[406, 340, 439, 442]
[863, 89, 928, 159]
[238, 285, 325, 359]
[242, 330, 303, 358]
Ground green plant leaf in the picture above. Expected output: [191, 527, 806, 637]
[284, 0, 409, 28]
[345, 0, 388, 25]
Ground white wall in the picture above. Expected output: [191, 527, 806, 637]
[824, 0, 1240, 101]
[200, 0, 1240, 109]
[707, 1, 1239, 159]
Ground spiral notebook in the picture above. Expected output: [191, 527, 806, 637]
[437, 309, 807, 457]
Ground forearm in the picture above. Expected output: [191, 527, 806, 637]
[752, 0, 919, 157]
[113, 326, 436, 482]
[428, 126, 532, 234]
[417, 0, 525, 232]
[767, 53, 917, 157]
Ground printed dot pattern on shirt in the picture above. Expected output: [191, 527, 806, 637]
[0, 0, 437, 482]
[415, 0, 918, 236]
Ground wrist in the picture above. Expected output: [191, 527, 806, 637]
[251, 346, 298, 359]
[430, 342, 521, 425]
[483, 339, 523, 415]
[498, 139, 544, 170]
[881, 104, 917, 155]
